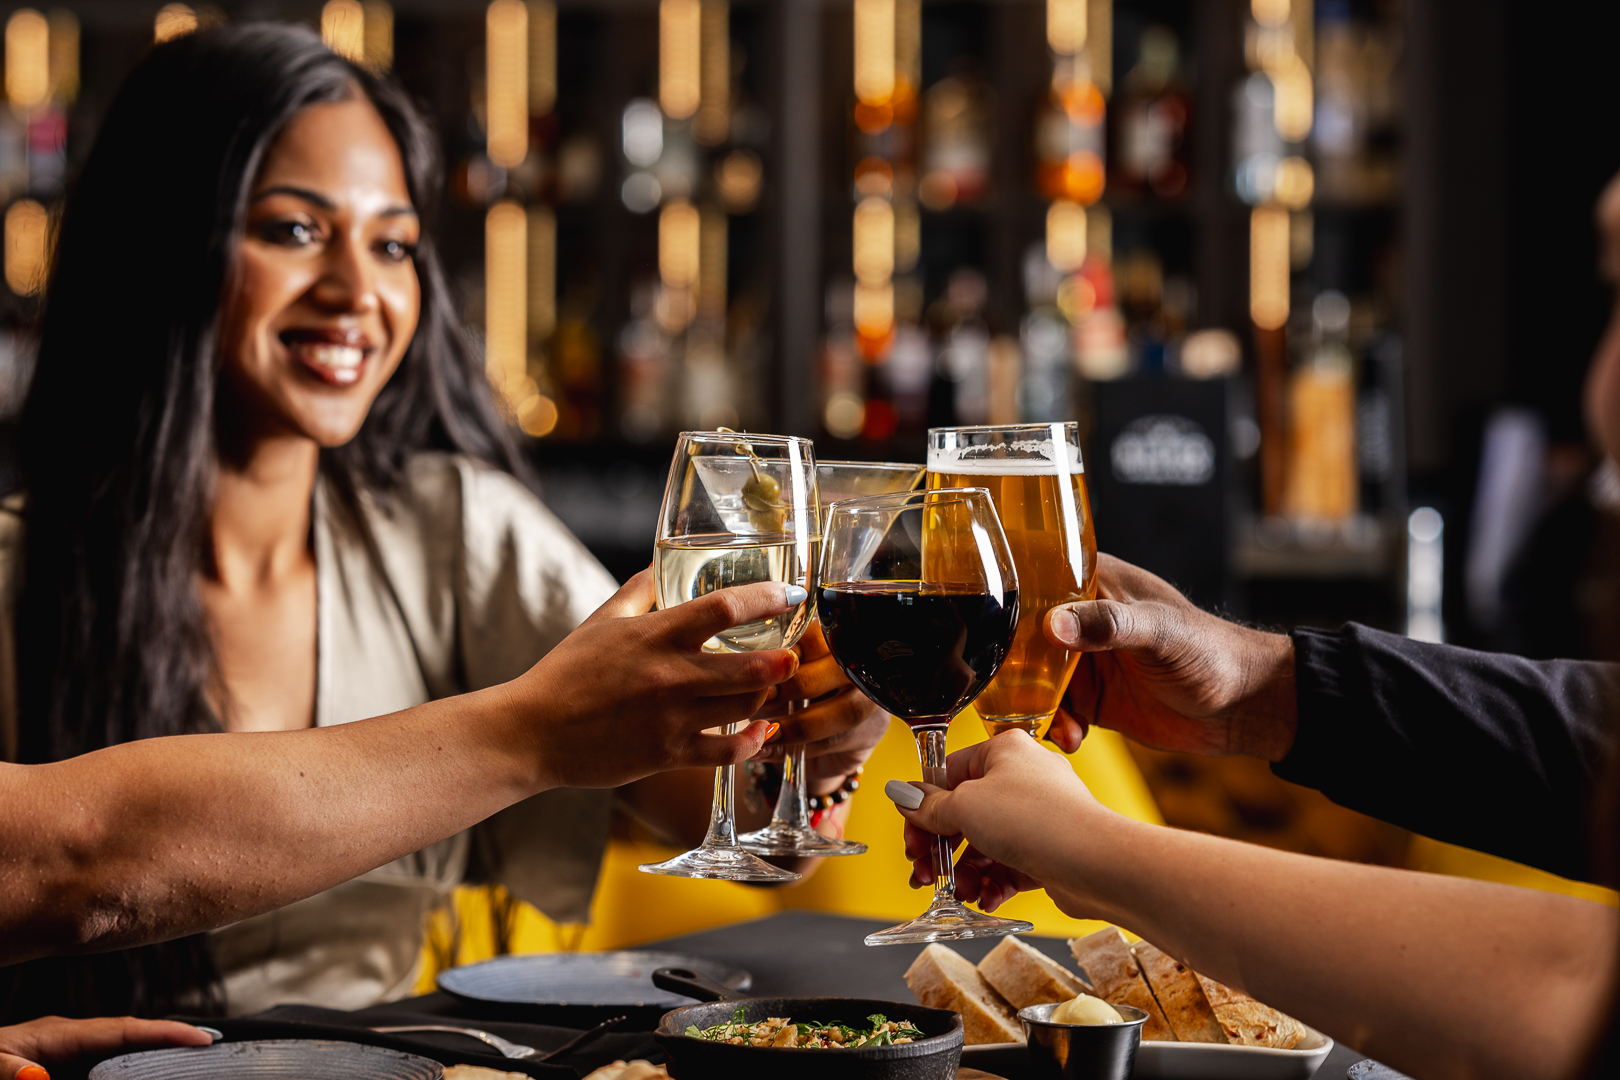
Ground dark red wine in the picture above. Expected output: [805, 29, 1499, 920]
[817, 581, 1019, 726]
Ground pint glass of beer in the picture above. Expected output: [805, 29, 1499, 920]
[927, 423, 1096, 739]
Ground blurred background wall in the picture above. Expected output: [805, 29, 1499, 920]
[0, 0, 1616, 966]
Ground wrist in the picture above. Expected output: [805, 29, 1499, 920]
[1231, 630, 1298, 762]
[489, 672, 556, 795]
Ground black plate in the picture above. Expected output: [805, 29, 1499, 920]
[89, 1039, 442, 1079]
[657, 997, 964, 1080]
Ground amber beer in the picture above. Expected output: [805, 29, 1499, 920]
[927, 424, 1097, 738]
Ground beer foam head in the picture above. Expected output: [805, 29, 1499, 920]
[927, 437, 1085, 475]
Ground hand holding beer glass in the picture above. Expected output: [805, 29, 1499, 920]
[927, 423, 1097, 739]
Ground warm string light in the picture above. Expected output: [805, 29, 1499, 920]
[47, 9, 77, 103]
[486, 0, 529, 168]
[659, 200, 700, 289]
[1251, 0, 1290, 29]
[5, 199, 47, 297]
[362, 2, 393, 70]
[1250, 206, 1289, 330]
[852, 197, 895, 286]
[1087, 0, 1112, 96]
[853, 0, 895, 105]
[528, 0, 557, 115]
[660, 0, 701, 120]
[5, 9, 48, 110]
[1045, 200, 1087, 272]
[698, 207, 727, 322]
[519, 205, 558, 438]
[321, 0, 364, 63]
[154, 4, 197, 44]
[895, 0, 920, 93]
[1047, 0, 1085, 55]
[694, 0, 729, 145]
[485, 199, 528, 405]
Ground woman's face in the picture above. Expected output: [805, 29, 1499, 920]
[219, 96, 421, 448]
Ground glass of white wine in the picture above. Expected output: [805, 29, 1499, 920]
[639, 430, 820, 882]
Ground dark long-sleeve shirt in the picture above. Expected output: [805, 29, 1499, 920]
[1274, 623, 1620, 881]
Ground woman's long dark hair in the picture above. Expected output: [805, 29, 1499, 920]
[2, 23, 523, 1020]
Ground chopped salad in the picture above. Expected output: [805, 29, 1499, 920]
[684, 1008, 924, 1049]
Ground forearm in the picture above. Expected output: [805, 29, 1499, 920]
[1056, 816, 1616, 1080]
[0, 684, 540, 962]
[1279, 624, 1620, 877]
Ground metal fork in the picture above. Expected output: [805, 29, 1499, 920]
[370, 1025, 536, 1060]
[371, 1014, 626, 1063]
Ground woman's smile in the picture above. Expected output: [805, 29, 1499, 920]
[280, 327, 375, 386]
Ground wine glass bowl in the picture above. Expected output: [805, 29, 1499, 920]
[927, 423, 1097, 740]
[640, 431, 818, 883]
[738, 460, 925, 859]
[815, 488, 1034, 946]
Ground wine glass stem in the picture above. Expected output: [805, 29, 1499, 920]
[916, 726, 958, 906]
[766, 700, 812, 832]
[701, 721, 742, 848]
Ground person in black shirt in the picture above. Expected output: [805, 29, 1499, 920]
[1037, 553, 1619, 883]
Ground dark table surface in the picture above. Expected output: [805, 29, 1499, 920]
[645, 909, 1379, 1080]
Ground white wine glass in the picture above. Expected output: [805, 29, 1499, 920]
[738, 460, 925, 858]
[639, 430, 819, 882]
[816, 488, 1034, 945]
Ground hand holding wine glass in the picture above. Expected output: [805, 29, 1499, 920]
[639, 431, 819, 882]
[815, 487, 1034, 945]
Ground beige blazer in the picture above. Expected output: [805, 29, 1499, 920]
[0, 452, 622, 1014]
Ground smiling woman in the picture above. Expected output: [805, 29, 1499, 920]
[0, 20, 888, 1025]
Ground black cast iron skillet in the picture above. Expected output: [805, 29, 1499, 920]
[652, 967, 964, 1080]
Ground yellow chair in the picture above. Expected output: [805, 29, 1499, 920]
[416, 713, 1161, 990]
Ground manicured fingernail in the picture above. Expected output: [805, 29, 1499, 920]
[783, 584, 808, 606]
[886, 779, 924, 810]
[764, 723, 781, 742]
[18, 1066, 50, 1080]
[196, 1026, 223, 1043]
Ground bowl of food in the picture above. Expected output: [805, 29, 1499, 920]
[1019, 999, 1149, 1080]
[652, 967, 963, 1080]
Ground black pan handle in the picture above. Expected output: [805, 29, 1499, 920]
[653, 966, 741, 1002]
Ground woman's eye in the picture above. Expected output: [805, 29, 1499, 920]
[259, 219, 317, 247]
[376, 238, 416, 262]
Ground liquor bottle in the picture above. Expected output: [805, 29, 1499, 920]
[1112, 26, 1190, 199]
[1282, 291, 1358, 520]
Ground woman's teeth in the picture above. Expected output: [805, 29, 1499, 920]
[304, 344, 363, 370]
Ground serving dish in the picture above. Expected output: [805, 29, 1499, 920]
[438, 949, 749, 1008]
[1132, 1024, 1335, 1080]
[89, 1039, 442, 1079]
[959, 1022, 1334, 1079]
[652, 966, 964, 1080]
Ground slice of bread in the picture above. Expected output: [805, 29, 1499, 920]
[977, 935, 1095, 1010]
[1193, 973, 1308, 1050]
[905, 943, 1024, 1045]
[1068, 928, 1175, 1041]
[1130, 941, 1227, 1044]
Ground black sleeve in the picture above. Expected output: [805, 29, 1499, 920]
[1273, 623, 1620, 881]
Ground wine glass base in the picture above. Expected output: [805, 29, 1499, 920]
[864, 901, 1033, 946]
[639, 845, 802, 883]
[737, 822, 868, 857]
